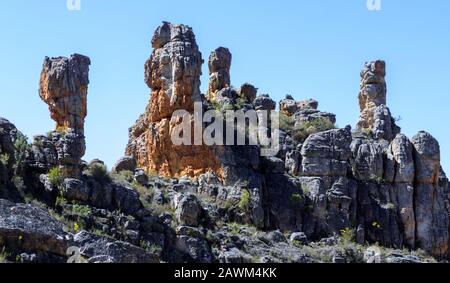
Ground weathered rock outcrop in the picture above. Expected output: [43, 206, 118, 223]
[207, 47, 232, 101]
[0, 199, 68, 256]
[280, 96, 319, 117]
[4, 21, 450, 264]
[412, 132, 449, 257]
[0, 118, 19, 190]
[37, 54, 91, 178]
[126, 22, 223, 178]
[39, 54, 91, 133]
[356, 60, 400, 141]
[73, 231, 159, 263]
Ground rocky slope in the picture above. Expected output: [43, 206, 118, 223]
[0, 22, 449, 263]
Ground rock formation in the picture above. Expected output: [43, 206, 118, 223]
[356, 60, 400, 140]
[1, 22, 450, 264]
[37, 54, 91, 178]
[39, 54, 91, 133]
[126, 22, 223, 178]
[207, 47, 232, 101]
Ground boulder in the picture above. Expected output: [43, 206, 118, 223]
[112, 156, 137, 173]
[175, 194, 203, 227]
[290, 232, 308, 245]
[301, 127, 352, 177]
[253, 94, 276, 111]
[239, 83, 258, 103]
[73, 231, 158, 263]
[0, 199, 68, 256]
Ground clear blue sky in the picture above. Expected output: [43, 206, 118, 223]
[1, 0, 449, 173]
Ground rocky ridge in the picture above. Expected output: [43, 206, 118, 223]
[0, 22, 449, 263]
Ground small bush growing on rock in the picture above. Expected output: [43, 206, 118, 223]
[55, 194, 67, 207]
[292, 118, 336, 141]
[85, 162, 110, 182]
[238, 189, 251, 211]
[235, 97, 247, 110]
[279, 113, 294, 132]
[132, 180, 154, 210]
[290, 193, 303, 204]
[72, 204, 92, 217]
[0, 247, 11, 263]
[48, 167, 65, 187]
[340, 228, 355, 244]
[13, 133, 29, 174]
[0, 153, 9, 166]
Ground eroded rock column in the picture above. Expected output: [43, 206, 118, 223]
[207, 47, 232, 101]
[412, 131, 449, 257]
[39, 54, 91, 177]
[357, 60, 399, 141]
[126, 22, 222, 178]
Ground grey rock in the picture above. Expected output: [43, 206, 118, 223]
[176, 226, 204, 239]
[112, 184, 142, 215]
[239, 83, 258, 103]
[390, 134, 415, 183]
[285, 150, 301, 176]
[350, 137, 387, 181]
[219, 248, 245, 263]
[175, 235, 213, 263]
[74, 230, 158, 263]
[293, 109, 336, 128]
[267, 230, 287, 243]
[298, 99, 319, 110]
[279, 96, 298, 116]
[290, 232, 308, 245]
[262, 156, 285, 174]
[62, 178, 91, 203]
[0, 199, 67, 256]
[301, 127, 352, 176]
[208, 47, 232, 97]
[253, 94, 276, 111]
[112, 156, 137, 173]
[134, 169, 149, 186]
[176, 194, 203, 227]
[372, 105, 401, 141]
[412, 131, 440, 184]
[53, 131, 85, 166]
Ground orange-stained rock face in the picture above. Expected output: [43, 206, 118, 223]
[39, 54, 91, 133]
[356, 60, 387, 132]
[126, 22, 223, 178]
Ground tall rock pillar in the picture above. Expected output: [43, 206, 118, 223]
[39, 54, 91, 177]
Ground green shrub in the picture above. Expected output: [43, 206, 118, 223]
[340, 228, 355, 244]
[238, 189, 251, 211]
[14, 133, 28, 154]
[13, 133, 29, 173]
[132, 180, 154, 210]
[292, 117, 335, 141]
[0, 247, 11, 263]
[279, 113, 294, 132]
[86, 162, 110, 182]
[48, 167, 65, 187]
[111, 170, 134, 184]
[0, 153, 9, 166]
[72, 204, 92, 217]
[55, 195, 67, 207]
[290, 193, 303, 204]
[235, 97, 247, 110]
